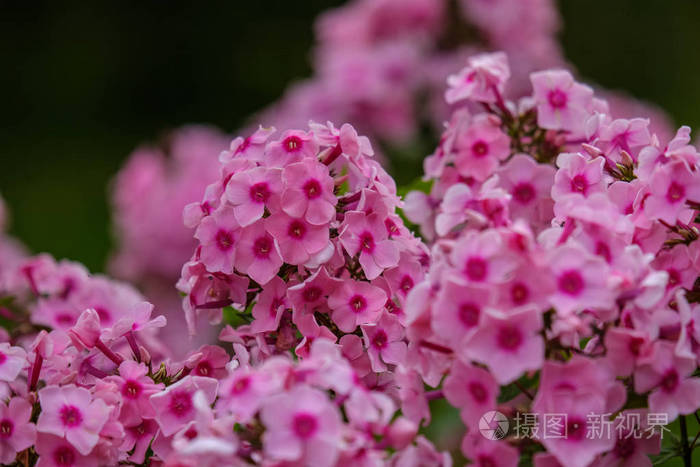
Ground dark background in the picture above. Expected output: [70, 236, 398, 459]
[1, 0, 699, 272]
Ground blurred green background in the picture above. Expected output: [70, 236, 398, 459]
[1, 0, 699, 272]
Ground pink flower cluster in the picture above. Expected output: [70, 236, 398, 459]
[178, 122, 428, 364]
[109, 126, 229, 355]
[110, 126, 228, 284]
[254, 0, 564, 145]
[0, 121, 455, 465]
[402, 53, 700, 466]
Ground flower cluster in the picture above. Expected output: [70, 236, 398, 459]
[402, 53, 700, 466]
[109, 126, 229, 355]
[254, 0, 564, 146]
[0, 119, 452, 465]
[178, 122, 428, 367]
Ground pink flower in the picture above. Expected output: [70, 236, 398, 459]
[643, 160, 700, 224]
[35, 433, 99, 467]
[264, 212, 329, 265]
[37, 385, 110, 455]
[235, 221, 283, 285]
[462, 433, 519, 467]
[462, 306, 544, 384]
[67, 309, 102, 351]
[0, 397, 36, 464]
[122, 418, 158, 464]
[532, 357, 626, 467]
[251, 276, 288, 333]
[281, 160, 337, 225]
[454, 114, 510, 181]
[218, 365, 280, 423]
[498, 154, 556, 225]
[108, 360, 163, 425]
[193, 206, 240, 274]
[431, 276, 492, 346]
[634, 342, 700, 422]
[0, 343, 26, 383]
[361, 313, 406, 372]
[187, 345, 229, 379]
[224, 167, 282, 227]
[443, 361, 498, 431]
[547, 245, 614, 315]
[287, 267, 340, 313]
[266, 129, 319, 166]
[260, 385, 341, 466]
[445, 52, 510, 104]
[596, 118, 651, 162]
[595, 409, 661, 467]
[531, 69, 594, 134]
[339, 211, 399, 280]
[449, 229, 516, 284]
[220, 125, 275, 163]
[328, 279, 387, 332]
[551, 152, 606, 201]
[149, 375, 218, 436]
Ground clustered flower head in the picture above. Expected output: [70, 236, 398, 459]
[178, 121, 430, 374]
[402, 52, 700, 466]
[254, 0, 564, 146]
[0, 119, 457, 465]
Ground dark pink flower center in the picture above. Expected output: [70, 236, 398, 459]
[399, 275, 414, 293]
[253, 236, 273, 259]
[53, 446, 76, 466]
[458, 303, 480, 328]
[614, 436, 636, 458]
[215, 230, 234, 251]
[303, 179, 322, 199]
[471, 140, 489, 158]
[0, 352, 5, 365]
[497, 325, 522, 351]
[60, 405, 83, 428]
[477, 455, 497, 467]
[0, 419, 12, 439]
[558, 270, 584, 296]
[570, 174, 588, 194]
[288, 220, 307, 239]
[122, 380, 143, 399]
[371, 330, 389, 349]
[660, 369, 679, 393]
[628, 337, 644, 356]
[510, 282, 530, 305]
[595, 241, 612, 263]
[169, 391, 193, 418]
[270, 297, 284, 317]
[667, 269, 680, 288]
[349, 295, 368, 313]
[196, 361, 213, 376]
[465, 257, 488, 281]
[292, 413, 318, 439]
[666, 181, 685, 203]
[566, 417, 586, 441]
[359, 232, 375, 253]
[385, 218, 399, 237]
[249, 182, 271, 203]
[548, 89, 568, 109]
[468, 381, 488, 403]
[184, 427, 198, 440]
[284, 136, 303, 152]
[231, 376, 250, 395]
[512, 182, 536, 204]
[302, 286, 322, 303]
